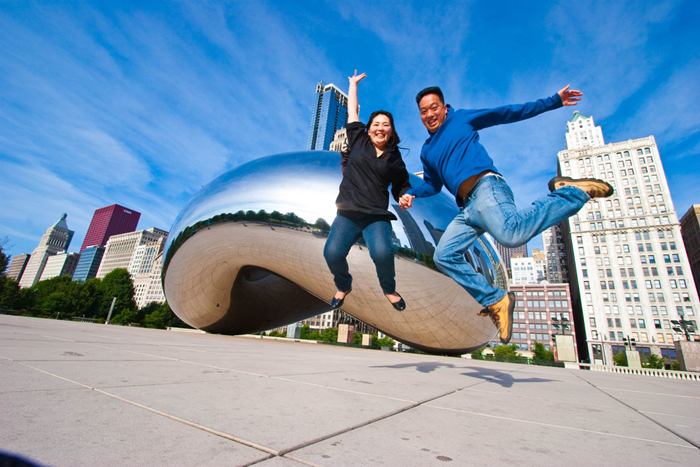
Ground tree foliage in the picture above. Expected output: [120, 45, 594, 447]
[613, 351, 628, 367]
[532, 342, 554, 361]
[0, 241, 9, 275]
[492, 344, 521, 362]
[98, 269, 136, 319]
[642, 353, 664, 369]
[0, 266, 186, 330]
[0, 275, 21, 311]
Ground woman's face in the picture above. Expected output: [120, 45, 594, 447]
[368, 114, 393, 150]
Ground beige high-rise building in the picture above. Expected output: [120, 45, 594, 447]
[39, 252, 79, 281]
[5, 253, 30, 282]
[19, 214, 74, 288]
[565, 111, 605, 150]
[557, 113, 699, 364]
[96, 227, 168, 279]
[329, 127, 348, 153]
[131, 239, 168, 309]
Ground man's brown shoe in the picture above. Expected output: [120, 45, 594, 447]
[479, 292, 515, 344]
[548, 176, 614, 198]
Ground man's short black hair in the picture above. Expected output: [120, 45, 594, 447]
[415, 86, 444, 105]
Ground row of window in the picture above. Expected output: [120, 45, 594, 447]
[512, 311, 570, 321]
[511, 332, 552, 342]
[590, 330, 675, 344]
[584, 291, 693, 304]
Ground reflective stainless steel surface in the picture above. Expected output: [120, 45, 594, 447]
[163, 151, 507, 354]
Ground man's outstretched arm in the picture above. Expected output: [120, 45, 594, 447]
[469, 85, 583, 130]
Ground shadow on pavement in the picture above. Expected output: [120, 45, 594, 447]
[371, 362, 557, 388]
[460, 366, 556, 388]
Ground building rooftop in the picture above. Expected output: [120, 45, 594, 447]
[1, 314, 699, 466]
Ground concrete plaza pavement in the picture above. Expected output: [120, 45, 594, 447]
[1, 314, 699, 466]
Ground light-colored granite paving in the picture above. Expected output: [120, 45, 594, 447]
[1, 315, 698, 466]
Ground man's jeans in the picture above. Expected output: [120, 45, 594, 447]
[324, 212, 397, 294]
[434, 175, 589, 307]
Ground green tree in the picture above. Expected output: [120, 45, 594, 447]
[470, 346, 485, 360]
[30, 276, 84, 319]
[143, 302, 188, 329]
[98, 269, 136, 319]
[642, 353, 664, 369]
[375, 335, 395, 349]
[532, 342, 555, 361]
[314, 218, 331, 233]
[0, 241, 9, 275]
[0, 275, 21, 311]
[492, 344, 520, 362]
[319, 327, 338, 343]
[111, 308, 139, 325]
[75, 278, 103, 319]
[613, 351, 628, 367]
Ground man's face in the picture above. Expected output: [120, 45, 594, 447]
[418, 94, 448, 133]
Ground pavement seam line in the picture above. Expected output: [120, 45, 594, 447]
[15, 361, 281, 457]
[276, 381, 487, 457]
[271, 376, 414, 402]
[424, 403, 696, 449]
[596, 386, 700, 399]
[572, 372, 700, 450]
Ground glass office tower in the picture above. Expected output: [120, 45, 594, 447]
[308, 82, 348, 151]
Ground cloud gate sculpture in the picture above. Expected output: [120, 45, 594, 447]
[163, 151, 508, 354]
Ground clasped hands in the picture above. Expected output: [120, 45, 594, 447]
[399, 194, 415, 209]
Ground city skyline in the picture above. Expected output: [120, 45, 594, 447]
[2, 1, 699, 257]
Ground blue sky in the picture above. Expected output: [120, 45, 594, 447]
[2, 0, 699, 257]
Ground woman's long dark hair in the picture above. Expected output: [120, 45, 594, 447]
[367, 110, 400, 148]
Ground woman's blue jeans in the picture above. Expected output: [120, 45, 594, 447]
[434, 175, 589, 307]
[324, 212, 397, 294]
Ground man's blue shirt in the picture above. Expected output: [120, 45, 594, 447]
[407, 93, 563, 205]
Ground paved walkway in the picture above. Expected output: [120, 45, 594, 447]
[1, 315, 699, 466]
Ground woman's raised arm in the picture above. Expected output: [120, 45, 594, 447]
[347, 69, 366, 124]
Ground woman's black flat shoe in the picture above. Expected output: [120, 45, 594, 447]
[330, 289, 351, 309]
[388, 293, 406, 311]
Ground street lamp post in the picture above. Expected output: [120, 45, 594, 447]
[622, 335, 637, 351]
[551, 315, 570, 336]
[671, 311, 696, 342]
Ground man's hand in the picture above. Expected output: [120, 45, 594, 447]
[558, 85, 583, 106]
[399, 194, 415, 209]
[348, 69, 366, 86]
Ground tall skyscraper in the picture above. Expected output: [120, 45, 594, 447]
[72, 246, 105, 282]
[19, 214, 74, 288]
[542, 224, 569, 283]
[680, 204, 700, 297]
[80, 204, 140, 252]
[308, 82, 348, 151]
[493, 240, 527, 275]
[96, 227, 168, 279]
[5, 253, 30, 282]
[557, 114, 699, 364]
[39, 252, 79, 281]
[565, 111, 605, 150]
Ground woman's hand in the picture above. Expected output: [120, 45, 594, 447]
[348, 69, 366, 87]
[347, 69, 365, 124]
